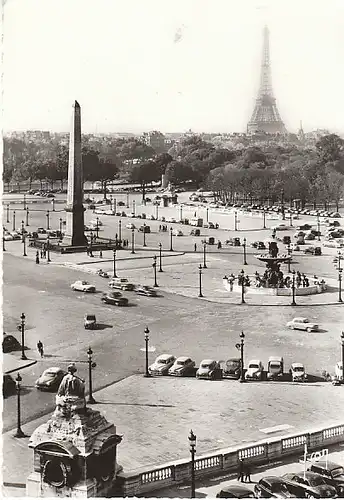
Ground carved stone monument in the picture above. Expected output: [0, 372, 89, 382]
[64, 100, 88, 246]
[26, 364, 122, 497]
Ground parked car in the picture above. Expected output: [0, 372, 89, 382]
[196, 359, 220, 380]
[126, 223, 136, 229]
[282, 471, 337, 498]
[254, 476, 303, 498]
[216, 485, 255, 498]
[251, 241, 266, 250]
[267, 356, 284, 381]
[303, 246, 322, 255]
[148, 354, 176, 376]
[328, 221, 341, 228]
[90, 219, 103, 226]
[168, 356, 195, 376]
[71, 280, 96, 293]
[108, 278, 135, 291]
[334, 361, 343, 383]
[226, 237, 241, 246]
[84, 314, 97, 329]
[35, 367, 67, 391]
[297, 224, 313, 230]
[286, 317, 319, 332]
[2, 333, 21, 353]
[118, 201, 125, 206]
[190, 229, 201, 236]
[172, 229, 184, 236]
[307, 461, 344, 496]
[290, 362, 307, 382]
[101, 292, 129, 306]
[245, 359, 264, 381]
[3, 374, 16, 398]
[138, 225, 150, 233]
[305, 233, 316, 241]
[272, 223, 290, 231]
[135, 285, 157, 297]
[222, 358, 242, 380]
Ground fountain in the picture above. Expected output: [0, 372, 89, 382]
[255, 240, 291, 288]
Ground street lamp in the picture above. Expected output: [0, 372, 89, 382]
[59, 218, 63, 234]
[131, 228, 135, 254]
[289, 211, 293, 228]
[96, 217, 99, 239]
[23, 193, 26, 210]
[337, 252, 343, 303]
[12, 210, 16, 232]
[126, 191, 129, 208]
[113, 249, 117, 278]
[14, 373, 25, 438]
[240, 269, 245, 304]
[234, 211, 238, 231]
[87, 347, 97, 404]
[240, 331, 245, 383]
[188, 430, 197, 499]
[291, 269, 297, 306]
[242, 237, 247, 266]
[6, 203, 10, 223]
[317, 213, 321, 242]
[170, 226, 173, 252]
[158, 242, 163, 272]
[155, 203, 159, 220]
[133, 199, 136, 216]
[143, 223, 147, 247]
[281, 190, 285, 220]
[118, 220, 122, 242]
[46, 210, 50, 230]
[25, 207, 29, 226]
[287, 242, 292, 273]
[47, 234, 51, 262]
[113, 198, 117, 214]
[20, 313, 27, 360]
[206, 207, 209, 223]
[203, 241, 207, 269]
[21, 220, 25, 242]
[52, 198, 55, 212]
[22, 231, 27, 257]
[152, 255, 158, 287]
[180, 205, 183, 221]
[263, 207, 266, 229]
[3, 227, 6, 252]
[198, 264, 203, 298]
[144, 327, 151, 378]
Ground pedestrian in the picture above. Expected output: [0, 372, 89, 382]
[194, 211, 197, 217]
[217, 240, 222, 249]
[237, 459, 244, 482]
[244, 462, 251, 482]
[40, 249, 44, 258]
[86, 247, 90, 256]
[37, 340, 44, 358]
[43, 248, 47, 258]
[99, 250, 103, 258]
[36, 251, 40, 264]
[159, 225, 162, 232]
[194, 243, 197, 252]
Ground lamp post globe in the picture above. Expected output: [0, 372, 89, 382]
[144, 327, 151, 378]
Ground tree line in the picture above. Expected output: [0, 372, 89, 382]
[3, 132, 344, 209]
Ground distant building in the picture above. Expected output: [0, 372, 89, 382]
[142, 131, 166, 153]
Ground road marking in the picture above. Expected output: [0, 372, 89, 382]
[260, 424, 294, 434]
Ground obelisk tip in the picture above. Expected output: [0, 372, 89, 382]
[74, 100, 80, 108]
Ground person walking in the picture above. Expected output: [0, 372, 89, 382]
[244, 462, 251, 482]
[194, 243, 197, 252]
[237, 459, 244, 482]
[99, 250, 103, 258]
[37, 340, 44, 358]
[36, 251, 40, 264]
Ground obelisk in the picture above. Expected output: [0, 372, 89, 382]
[64, 101, 87, 246]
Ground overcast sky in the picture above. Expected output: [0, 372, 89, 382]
[2, 0, 344, 134]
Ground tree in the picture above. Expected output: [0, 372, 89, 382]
[128, 159, 162, 201]
[165, 160, 194, 185]
[316, 134, 344, 164]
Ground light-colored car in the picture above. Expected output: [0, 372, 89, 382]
[168, 356, 195, 376]
[290, 362, 307, 382]
[272, 223, 290, 231]
[135, 285, 158, 297]
[245, 359, 264, 380]
[323, 240, 343, 248]
[84, 314, 97, 329]
[71, 280, 96, 293]
[126, 223, 136, 229]
[166, 217, 177, 223]
[35, 367, 67, 391]
[3, 233, 14, 241]
[335, 361, 343, 381]
[90, 219, 103, 226]
[286, 317, 319, 332]
[148, 354, 176, 376]
[108, 278, 135, 291]
[196, 359, 220, 380]
[172, 229, 183, 236]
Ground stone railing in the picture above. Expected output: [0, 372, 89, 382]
[117, 422, 344, 497]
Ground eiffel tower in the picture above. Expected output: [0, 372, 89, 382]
[247, 26, 287, 135]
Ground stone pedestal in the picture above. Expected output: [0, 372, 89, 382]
[26, 406, 122, 497]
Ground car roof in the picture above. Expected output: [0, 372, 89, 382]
[248, 359, 261, 364]
[200, 359, 216, 364]
[311, 460, 342, 470]
[291, 471, 323, 479]
[175, 356, 190, 362]
[268, 356, 283, 362]
[261, 476, 285, 484]
[291, 362, 304, 368]
[43, 367, 62, 373]
[157, 354, 174, 360]
[220, 485, 254, 495]
[293, 317, 307, 321]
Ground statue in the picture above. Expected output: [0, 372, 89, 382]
[54, 363, 86, 417]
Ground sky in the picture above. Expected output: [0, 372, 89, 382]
[2, 0, 344, 134]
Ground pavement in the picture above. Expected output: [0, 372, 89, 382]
[2, 375, 344, 497]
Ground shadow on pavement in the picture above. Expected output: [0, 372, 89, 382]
[95, 323, 113, 330]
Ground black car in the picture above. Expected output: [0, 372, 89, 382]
[101, 292, 129, 306]
[222, 358, 242, 379]
[3, 334, 21, 353]
[3, 374, 16, 398]
[216, 485, 255, 498]
[135, 286, 158, 297]
[308, 461, 344, 497]
[254, 476, 305, 498]
[282, 471, 337, 498]
[138, 225, 151, 233]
